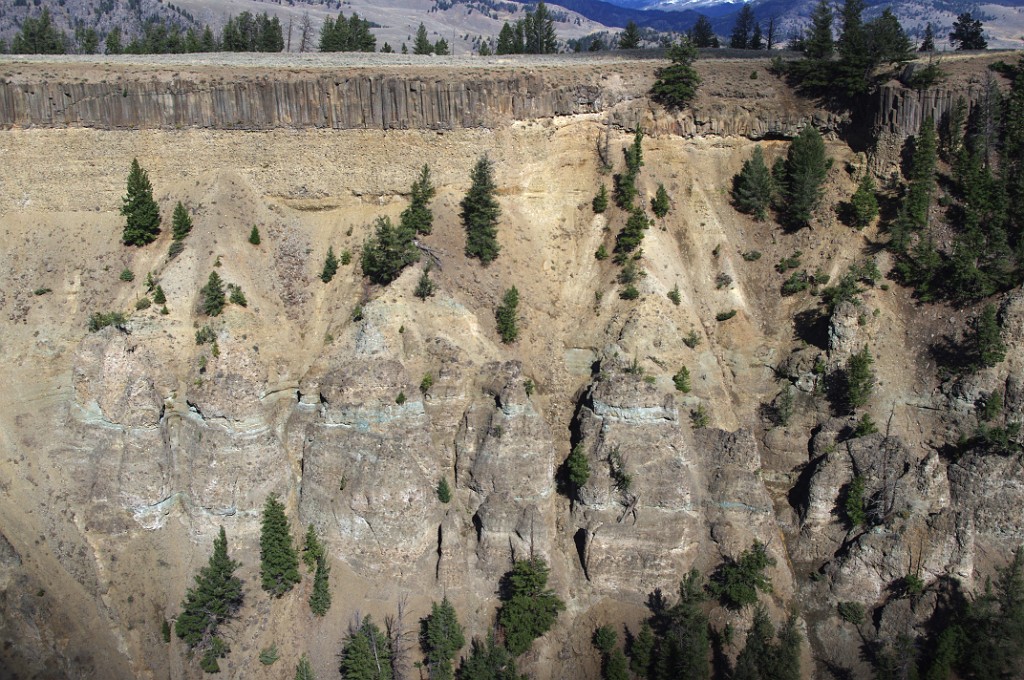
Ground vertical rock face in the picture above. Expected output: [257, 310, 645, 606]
[0, 75, 607, 130]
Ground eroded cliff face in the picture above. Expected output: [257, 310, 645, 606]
[1, 54, 1023, 680]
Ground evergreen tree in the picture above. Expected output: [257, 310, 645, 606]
[781, 126, 831, 228]
[172, 201, 193, 241]
[614, 129, 645, 209]
[340, 616, 392, 680]
[457, 635, 521, 680]
[361, 216, 419, 285]
[949, 13, 987, 51]
[651, 184, 671, 218]
[689, 16, 719, 48]
[296, 654, 317, 680]
[496, 23, 517, 55]
[969, 303, 1006, 369]
[844, 345, 875, 411]
[656, 570, 711, 680]
[153, 285, 167, 305]
[629, 621, 654, 678]
[919, 23, 935, 52]
[302, 524, 325, 570]
[906, 118, 938, 230]
[121, 159, 162, 246]
[593, 185, 609, 214]
[730, 5, 756, 49]
[650, 38, 701, 110]
[414, 23, 433, 55]
[732, 145, 774, 221]
[803, 0, 834, 60]
[260, 493, 300, 597]
[434, 38, 449, 56]
[525, 2, 558, 54]
[619, 21, 642, 49]
[175, 527, 243, 671]
[733, 607, 801, 680]
[833, 0, 873, 98]
[565, 443, 590, 497]
[461, 156, 501, 264]
[750, 23, 764, 50]
[11, 8, 66, 54]
[616, 208, 649, 254]
[848, 173, 879, 228]
[401, 164, 436, 235]
[321, 246, 340, 283]
[420, 597, 466, 680]
[498, 557, 565, 656]
[105, 27, 123, 55]
[201, 271, 226, 316]
[867, 9, 912, 66]
[249, 225, 261, 245]
[495, 286, 519, 344]
[415, 266, 437, 300]
[309, 557, 332, 616]
[436, 477, 452, 503]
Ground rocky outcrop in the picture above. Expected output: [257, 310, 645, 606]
[0, 73, 608, 130]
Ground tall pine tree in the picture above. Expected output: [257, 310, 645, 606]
[175, 526, 243, 672]
[309, 557, 332, 616]
[260, 493, 300, 597]
[461, 156, 501, 264]
[340, 616, 392, 680]
[781, 126, 831, 228]
[121, 159, 162, 246]
[732, 146, 774, 220]
[400, 164, 436, 235]
[420, 597, 466, 680]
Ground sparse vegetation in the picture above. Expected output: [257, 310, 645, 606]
[119, 268, 135, 282]
[690, 403, 710, 428]
[88, 311, 127, 332]
[668, 284, 681, 306]
[716, 310, 737, 322]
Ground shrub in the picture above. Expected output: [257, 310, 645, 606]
[258, 644, 279, 665]
[595, 244, 609, 260]
[341, 249, 352, 265]
[301, 525, 324, 570]
[135, 297, 151, 310]
[980, 391, 1003, 421]
[691, 403, 710, 428]
[362, 216, 419, 285]
[651, 183, 671, 217]
[565, 443, 590, 496]
[248, 225, 261, 245]
[668, 284, 681, 305]
[620, 285, 640, 300]
[229, 285, 247, 307]
[775, 252, 802, 273]
[167, 240, 185, 259]
[715, 272, 733, 289]
[351, 305, 363, 322]
[420, 373, 434, 394]
[119, 268, 135, 282]
[152, 285, 166, 304]
[436, 477, 452, 503]
[844, 345, 875, 411]
[837, 602, 865, 625]
[495, 287, 519, 343]
[709, 540, 775, 609]
[33, 287, 52, 296]
[396, 391, 407, 405]
[781, 271, 811, 296]
[87, 311, 127, 332]
[673, 366, 691, 393]
[162, 620, 172, 643]
[524, 379, 534, 396]
[414, 266, 436, 300]
[742, 250, 762, 261]
[716, 310, 737, 322]
[195, 326, 216, 345]
[852, 413, 878, 437]
[683, 329, 701, 348]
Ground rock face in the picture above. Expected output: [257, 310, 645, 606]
[0, 73, 609, 130]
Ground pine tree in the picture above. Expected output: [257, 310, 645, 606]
[201, 271, 226, 316]
[733, 607, 801, 680]
[905, 118, 938, 230]
[260, 493, 300, 597]
[616, 208, 649, 254]
[153, 286, 167, 305]
[659, 570, 711, 680]
[848, 173, 879, 228]
[592, 185, 609, 214]
[321, 246, 340, 283]
[296, 654, 317, 680]
[619, 21, 642, 49]
[11, 8, 66, 54]
[461, 156, 501, 264]
[309, 557, 332, 616]
[175, 527, 243, 668]
[498, 557, 565, 656]
[970, 303, 1006, 369]
[457, 635, 521, 680]
[629, 621, 654, 677]
[651, 184, 671, 218]
[949, 12, 987, 51]
[781, 126, 831, 228]
[650, 38, 701, 110]
[172, 201, 193, 240]
[919, 23, 935, 51]
[401, 164, 436, 235]
[436, 477, 452, 503]
[732, 145, 774, 221]
[415, 266, 437, 300]
[414, 23, 433, 55]
[340, 616, 392, 680]
[689, 15, 719, 48]
[302, 524, 325, 570]
[249, 225, 261, 245]
[803, 0, 834, 60]
[565, 443, 590, 496]
[420, 597, 466, 680]
[361, 216, 419, 285]
[495, 287, 519, 344]
[730, 4, 756, 49]
[844, 345, 875, 411]
[121, 159, 162, 246]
